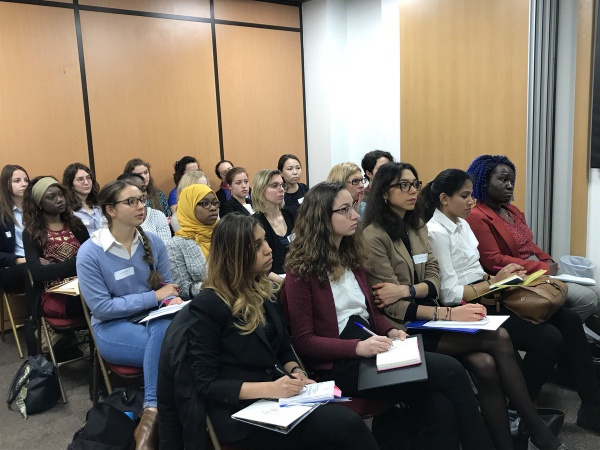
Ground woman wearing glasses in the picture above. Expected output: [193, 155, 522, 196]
[77, 179, 182, 450]
[326, 162, 366, 214]
[252, 169, 294, 284]
[63, 163, 103, 236]
[361, 162, 564, 450]
[167, 184, 219, 300]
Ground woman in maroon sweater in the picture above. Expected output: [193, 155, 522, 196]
[284, 182, 495, 450]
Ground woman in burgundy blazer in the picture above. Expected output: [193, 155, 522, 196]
[284, 182, 495, 450]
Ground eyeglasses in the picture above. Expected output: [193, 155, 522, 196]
[332, 201, 358, 217]
[197, 199, 220, 209]
[347, 177, 367, 186]
[113, 196, 145, 207]
[267, 182, 287, 190]
[387, 180, 423, 192]
[74, 175, 92, 184]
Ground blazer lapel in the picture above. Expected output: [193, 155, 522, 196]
[478, 204, 520, 256]
[253, 301, 281, 358]
[393, 238, 415, 283]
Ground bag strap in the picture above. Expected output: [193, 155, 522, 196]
[6, 358, 33, 406]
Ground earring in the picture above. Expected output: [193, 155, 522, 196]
[384, 198, 388, 204]
[443, 202, 447, 205]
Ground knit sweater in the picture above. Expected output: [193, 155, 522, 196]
[76, 231, 172, 326]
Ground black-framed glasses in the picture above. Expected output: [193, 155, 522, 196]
[267, 182, 287, 190]
[114, 196, 145, 207]
[197, 199, 220, 209]
[332, 201, 358, 217]
[387, 180, 422, 192]
[347, 177, 367, 186]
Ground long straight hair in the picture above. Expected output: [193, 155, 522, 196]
[123, 158, 162, 211]
[204, 214, 274, 334]
[0, 164, 28, 226]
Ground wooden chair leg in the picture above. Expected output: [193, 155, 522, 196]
[41, 318, 67, 404]
[4, 294, 23, 359]
[1, 291, 5, 342]
[97, 351, 113, 395]
[206, 415, 222, 450]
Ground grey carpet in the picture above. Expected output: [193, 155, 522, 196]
[0, 328, 599, 449]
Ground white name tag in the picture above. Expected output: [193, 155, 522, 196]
[297, 197, 304, 204]
[5, 231, 11, 238]
[114, 267, 135, 281]
[412, 253, 428, 265]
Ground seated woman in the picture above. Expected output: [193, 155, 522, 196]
[188, 213, 379, 450]
[170, 169, 209, 233]
[0, 165, 30, 296]
[326, 162, 365, 214]
[77, 180, 182, 450]
[124, 158, 171, 217]
[23, 177, 89, 320]
[219, 167, 253, 217]
[285, 182, 496, 450]
[167, 184, 218, 300]
[360, 163, 564, 450]
[252, 169, 294, 284]
[214, 159, 233, 204]
[465, 155, 600, 323]
[278, 154, 308, 218]
[116, 173, 171, 244]
[168, 156, 199, 216]
[63, 163, 103, 236]
[361, 149, 394, 205]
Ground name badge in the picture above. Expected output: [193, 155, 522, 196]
[297, 197, 304, 205]
[5, 231, 11, 238]
[114, 267, 135, 281]
[412, 253, 428, 265]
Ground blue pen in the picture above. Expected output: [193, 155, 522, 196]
[354, 322, 377, 336]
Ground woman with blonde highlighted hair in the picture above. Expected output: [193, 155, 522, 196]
[326, 162, 366, 214]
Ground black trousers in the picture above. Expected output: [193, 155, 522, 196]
[0, 263, 28, 294]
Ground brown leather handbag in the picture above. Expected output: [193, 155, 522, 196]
[489, 276, 568, 324]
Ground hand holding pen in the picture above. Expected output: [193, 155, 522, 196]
[272, 364, 310, 398]
[353, 322, 394, 358]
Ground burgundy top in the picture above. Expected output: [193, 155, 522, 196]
[43, 227, 80, 291]
[499, 208, 537, 260]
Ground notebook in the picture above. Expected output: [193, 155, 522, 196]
[376, 336, 421, 371]
[47, 278, 80, 296]
[232, 399, 319, 434]
[279, 380, 343, 406]
[471, 269, 547, 300]
[137, 301, 191, 323]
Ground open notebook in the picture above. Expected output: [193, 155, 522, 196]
[47, 278, 80, 296]
[471, 269, 547, 300]
[376, 337, 421, 371]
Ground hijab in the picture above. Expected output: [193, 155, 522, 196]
[175, 184, 217, 257]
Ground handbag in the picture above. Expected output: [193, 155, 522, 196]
[6, 354, 60, 418]
[497, 276, 567, 324]
[508, 408, 564, 442]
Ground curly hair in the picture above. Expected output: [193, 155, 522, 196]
[62, 162, 100, 211]
[123, 158, 162, 211]
[362, 162, 423, 239]
[467, 155, 516, 202]
[23, 176, 84, 248]
[419, 169, 473, 222]
[286, 182, 364, 283]
[172, 156, 198, 186]
[361, 150, 394, 181]
[0, 164, 28, 227]
[204, 214, 275, 334]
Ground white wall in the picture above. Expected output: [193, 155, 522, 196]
[302, 0, 400, 185]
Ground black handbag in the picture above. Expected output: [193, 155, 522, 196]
[6, 354, 60, 418]
[508, 408, 564, 445]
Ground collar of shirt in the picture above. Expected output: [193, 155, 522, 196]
[432, 208, 461, 234]
[92, 227, 142, 259]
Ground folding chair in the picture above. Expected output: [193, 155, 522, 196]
[206, 414, 248, 450]
[0, 289, 25, 358]
[80, 294, 143, 403]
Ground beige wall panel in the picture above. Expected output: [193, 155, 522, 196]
[80, 12, 220, 193]
[80, 0, 210, 18]
[215, 25, 306, 184]
[571, 0, 595, 255]
[0, 3, 89, 179]
[399, 0, 529, 208]
[214, 0, 299, 29]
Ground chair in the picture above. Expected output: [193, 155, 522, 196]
[0, 289, 25, 358]
[80, 294, 143, 403]
[206, 414, 248, 450]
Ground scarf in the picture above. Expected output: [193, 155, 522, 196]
[175, 184, 217, 257]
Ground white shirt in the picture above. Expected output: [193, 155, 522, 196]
[330, 269, 370, 333]
[99, 206, 170, 245]
[12, 205, 24, 257]
[91, 227, 142, 260]
[74, 206, 103, 236]
[427, 208, 486, 305]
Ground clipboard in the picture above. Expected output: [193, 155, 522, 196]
[358, 334, 428, 391]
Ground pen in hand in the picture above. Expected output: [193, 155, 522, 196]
[354, 321, 377, 336]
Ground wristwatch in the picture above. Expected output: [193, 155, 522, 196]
[408, 285, 416, 299]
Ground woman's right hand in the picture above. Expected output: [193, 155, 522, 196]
[491, 263, 525, 283]
[450, 304, 487, 322]
[270, 374, 306, 398]
[155, 283, 179, 302]
[356, 335, 393, 357]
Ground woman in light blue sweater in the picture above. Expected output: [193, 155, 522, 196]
[77, 179, 182, 450]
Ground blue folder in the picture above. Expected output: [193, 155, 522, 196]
[406, 320, 480, 334]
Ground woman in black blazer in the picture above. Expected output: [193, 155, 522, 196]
[187, 214, 378, 449]
[219, 167, 253, 218]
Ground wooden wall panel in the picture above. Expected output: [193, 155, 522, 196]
[214, 0, 299, 28]
[80, 0, 210, 18]
[0, 3, 89, 179]
[571, 0, 595, 255]
[399, 0, 529, 208]
[215, 25, 306, 183]
[80, 12, 221, 192]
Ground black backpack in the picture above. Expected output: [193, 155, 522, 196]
[6, 354, 60, 418]
[68, 387, 144, 450]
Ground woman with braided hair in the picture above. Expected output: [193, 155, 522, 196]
[77, 180, 183, 450]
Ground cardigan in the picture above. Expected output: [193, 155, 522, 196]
[465, 203, 552, 274]
[254, 209, 294, 275]
[361, 222, 440, 324]
[283, 267, 394, 371]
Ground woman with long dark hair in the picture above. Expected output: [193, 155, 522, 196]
[187, 213, 379, 449]
[360, 162, 564, 450]
[63, 162, 102, 235]
[168, 156, 199, 216]
[123, 158, 170, 217]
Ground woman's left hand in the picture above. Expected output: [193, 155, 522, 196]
[372, 282, 408, 308]
[168, 297, 184, 305]
[387, 329, 408, 340]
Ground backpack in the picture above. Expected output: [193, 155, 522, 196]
[6, 354, 60, 418]
[68, 387, 144, 450]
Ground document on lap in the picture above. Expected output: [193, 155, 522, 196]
[278, 380, 345, 407]
[232, 400, 319, 434]
[376, 336, 421, 371]
[137, 301, 190, 323]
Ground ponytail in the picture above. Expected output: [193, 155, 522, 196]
[137, 226, 163, 289]
[419, 181, 437, 222]
[418, 169, 473, 223]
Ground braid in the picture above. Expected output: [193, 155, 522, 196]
[137, 226, 163, 289]
[467, 155, 516, 202]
